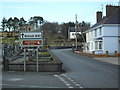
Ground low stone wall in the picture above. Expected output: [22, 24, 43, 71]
[9, 62, 63, 72]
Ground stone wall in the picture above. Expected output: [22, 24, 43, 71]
[9, 62, 63, 72]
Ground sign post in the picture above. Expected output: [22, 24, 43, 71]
[24, 49, 26, 71]
[36, 47, 39, 72]
[19, 31, 43, 72]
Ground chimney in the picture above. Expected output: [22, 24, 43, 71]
[96, 11, 102, 23]
[106, 5, 119, 18]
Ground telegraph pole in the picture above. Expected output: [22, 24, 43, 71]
[118, 0, 120, 6]
[101, 4, 103, 18]
[75, 14, 78, 50]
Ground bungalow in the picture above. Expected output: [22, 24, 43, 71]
[83, 5, 120, 55]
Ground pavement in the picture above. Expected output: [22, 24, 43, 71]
[93, 57, 119, 65]
[74, 50, 119, 66]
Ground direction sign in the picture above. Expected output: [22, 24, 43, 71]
[21, 40, 42, 46]
[20, 32, 42, 39]
[19, 31, 43, 47]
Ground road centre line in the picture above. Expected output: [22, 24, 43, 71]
[86, 63, 114, 74]
[86, 63, 96, 67]
[100, 68, 114, 74]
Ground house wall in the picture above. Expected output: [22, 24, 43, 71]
[103, 37, 119, 54]
[85, 30, 94, 53]
[103, 25, 119, 36]
[86, 31, 94, 42]
[84, 24, 120, 55]
[102, 25, 120, 54]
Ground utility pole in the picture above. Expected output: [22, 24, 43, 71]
[75, 14, 78, 50]
[118, 0, 120, 6]
[101, 4, 103, 18]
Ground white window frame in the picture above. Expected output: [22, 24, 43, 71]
[95, 40, 103, 50]
[99, 27, 102, 36]
[95, 41, 98, 50]
[91, 42, 93, 50]
[95, 29, 97, 37]
[99, 41, 103, 50]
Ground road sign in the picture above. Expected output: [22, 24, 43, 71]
[20, 32, 42, 39]
[21, 40, 42, 47]
[19, 31, 43, 47]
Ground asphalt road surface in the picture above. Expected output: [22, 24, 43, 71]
[51, 49, 118, 88]
[2, 49, 119, 88]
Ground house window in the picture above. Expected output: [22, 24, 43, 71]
[99, 41, 103, 49]
[91, 42, 93, 50]
[72, 33, 74, 36]
[95, 41, 98, 49]
[87, 43, 90, 50]
[95, 29, 97, 37]
[95, 41, 103, 50]
[77, 33, 80, 35]
[99, 27, 102, 35]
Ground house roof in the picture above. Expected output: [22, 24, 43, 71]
[68, 27, 81, 32]
[90, 16, 107, 29]
[89, 7, 120, 30]
[103, 7, 120, 24]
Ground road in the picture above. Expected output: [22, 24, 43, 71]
[51, 49, 118, 88]
[2, 49, 118, 88]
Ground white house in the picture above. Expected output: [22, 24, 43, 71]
[84, 5, 120, 55]
[68, 27, 81, 39]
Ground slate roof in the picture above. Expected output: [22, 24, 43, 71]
[90, 16, 107, 29]
[89, 7, 120, 30]
[103, 7, 120, 24]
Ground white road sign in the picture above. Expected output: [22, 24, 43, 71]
[20, 32, 42, 39]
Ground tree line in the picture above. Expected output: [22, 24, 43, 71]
[1, 16, 44, 33]
[1, 17, 27, 32]
[41, 21, 90, 41]
[1, 16, 90, 42]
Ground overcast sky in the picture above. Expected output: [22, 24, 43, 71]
[0, 0, 119, 26]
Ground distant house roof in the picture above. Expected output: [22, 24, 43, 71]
[89, 7, 120, 30]
[68, 27, 81, 32]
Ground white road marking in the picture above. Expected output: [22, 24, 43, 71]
[76, 84, 80, 86]
[100, 68, 114, 74]
[86, 63, 96, 67]
[6, 78, 23, 81]
[73, 82, 77, 84]
[54, 74, 74, 88]
[86, 63, 114, 74]
[61, 74, 84, 88]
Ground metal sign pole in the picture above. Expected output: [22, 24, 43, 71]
[24, 49, 26, 71]
[36, 47, 39, 72]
